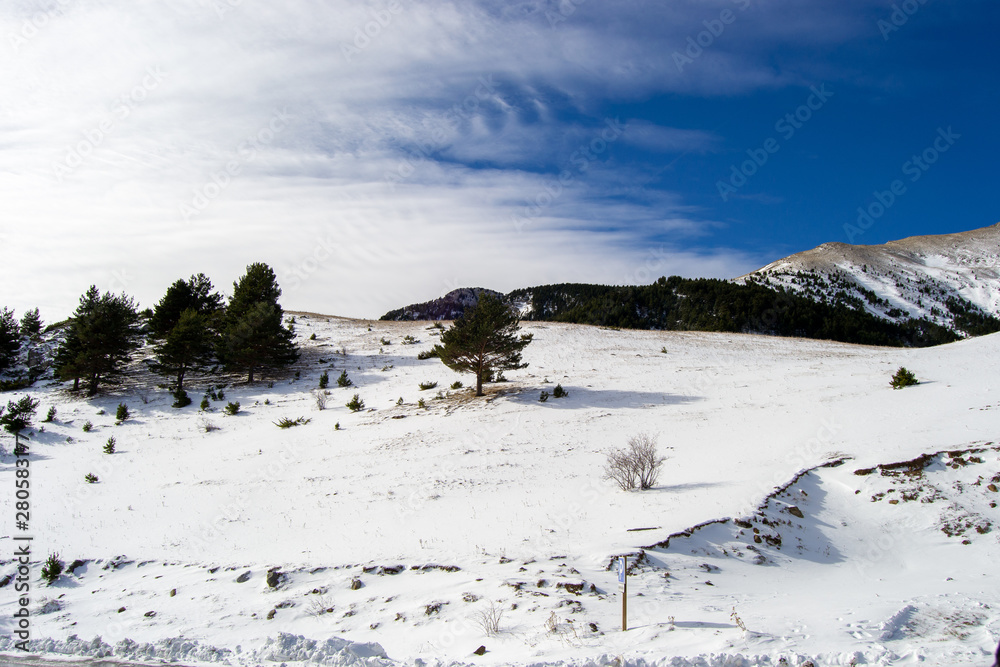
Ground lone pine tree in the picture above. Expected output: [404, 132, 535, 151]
[435, 293, 532, 396]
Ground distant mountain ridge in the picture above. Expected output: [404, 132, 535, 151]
[380, 287, 503, 321]
[380, 223, 1000, 346]
[737, 222, 1000, 337]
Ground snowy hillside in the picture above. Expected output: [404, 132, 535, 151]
[738, 222, 1000, 336]
[2, 318, 1000, 666]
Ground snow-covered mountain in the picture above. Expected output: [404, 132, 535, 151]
[737, 222, 1000, 336]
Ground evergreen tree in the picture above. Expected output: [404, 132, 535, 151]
[220, 303, 296, 382]
[1, 394, 39, 455]
[54, 287, 142, 395]
[219, 264, 298, 382]
[0, 395, 39, 435]
[151, 309, 215, 393]
[226, 263, 282, 323]
[0, 307, 19, 373]
[149, 275, 222, 391]
[19, 308, 42, 339]
[149, 274, 223, 338]
[435, 293, 533, 396]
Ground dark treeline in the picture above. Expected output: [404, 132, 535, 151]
[508, 276, 960, 347]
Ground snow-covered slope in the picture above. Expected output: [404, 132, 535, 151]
[737, 222, 1000, 335]
[1, 318, 999, 666]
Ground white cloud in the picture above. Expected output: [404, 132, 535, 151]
[2, 0, 865, 320]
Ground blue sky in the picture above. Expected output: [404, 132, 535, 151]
[2, 0, 997, 320]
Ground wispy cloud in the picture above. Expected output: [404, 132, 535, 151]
[0, 0, 924, 319]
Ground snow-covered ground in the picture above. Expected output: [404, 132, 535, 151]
[1, 317, 999, 666]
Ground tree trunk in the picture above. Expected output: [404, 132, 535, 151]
[248, 368, 255, 383]
[176, 368, 186, 394]
[476, 371, 484, 396]
[72, 377, 79, 391]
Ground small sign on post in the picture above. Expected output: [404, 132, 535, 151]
[618, 556, 627, 631]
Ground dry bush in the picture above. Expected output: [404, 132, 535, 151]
[474, 601, 504, 637]
[604, 433, 666, 491]
[314, 390, 329, 410]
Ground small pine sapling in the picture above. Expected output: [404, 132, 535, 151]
[84, 473, 99, 483]
[200, 397, 210, 411]
[104, 436, 116, 454]
[337, 370, 352, 388]
[172, 389, 192, 408]
[552, 384, 568, 398]
[346, 394, 364, 412]
[41, 553, 64, 585]
[890, 366, 918, 389]
[224, 401, 241, 416]
[319, 371, 329, 389]
[82, 421, 93, 432]
[115, 402, 129, 423]
[43, 406, 57, 422]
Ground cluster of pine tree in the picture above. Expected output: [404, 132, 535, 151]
[2, 263, 298, 397]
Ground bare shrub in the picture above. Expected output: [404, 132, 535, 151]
[308, 593, 335, 617]
[199, 419, 221, 433]
[603, 433, 665, 491]
[475, 601, 504, 637]
[545, 611, 559, 633]
[314, 390, 329, 410]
